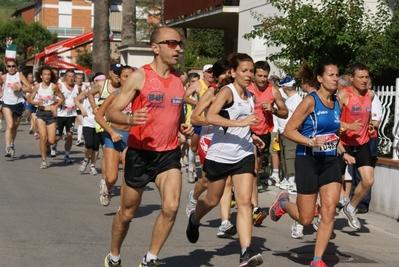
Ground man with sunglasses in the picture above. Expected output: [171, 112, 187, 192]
[104, 26, 193, 267]
[0, 59, 31, 157]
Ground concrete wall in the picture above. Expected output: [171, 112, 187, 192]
[118, 46, 153, 69]
[370, 159, 399, 219]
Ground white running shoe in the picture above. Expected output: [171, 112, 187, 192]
[89, 166, 98, 175]
[291, 221, 304, 239]
[100, 187, 111, 206]
[342, 205, 361, 229]
[288, 182, 297, 195]
[79, 159, 89, 173]
[40, 160, 48, 169]
[186, 190, 197, 218]
[99, 179, 106, 195]
[187, 171, 195, 183]
[313, 215, 321, 231]
[279, 178, 291, 190]
[216, 221, 237, 238]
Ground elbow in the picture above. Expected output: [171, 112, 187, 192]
[281, 110, 288, 119]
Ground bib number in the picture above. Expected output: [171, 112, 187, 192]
[312, 133, 339, 153]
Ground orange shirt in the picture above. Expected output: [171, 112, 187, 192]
[248, 83, 274, 135]
[340, 86, 372, 146]
[128, 64, 184, 151]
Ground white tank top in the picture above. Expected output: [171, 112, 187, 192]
[82, 89, 97, 128]
[3, 72, 24, 105]
[206, 83, 255, 164]
[37, 82, 55, 107]
[57, 82, 79, 117]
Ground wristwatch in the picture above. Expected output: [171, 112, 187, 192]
[272, 107, 277, 115]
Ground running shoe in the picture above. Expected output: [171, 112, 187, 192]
[252, 207, 267, 226]
[288, 182, 297, 195]
[216, 221, 237, 238]
[10, 146, 15, 157]
[138, 255, 165, 267]
[79, 159, 89, 173]
[76, 140, 84, 146]
[34, 133, 39, 140]
[90, 166, 98, 175]
[186, 190, 197, 218]
[4, 147, 12, 157]
[40, 160, 48, 169]
[239, 247, 263, 267]
[342, 205, 361, 229]
[186, 211, 200, 243]
[291, 221, 304, 239]
[310, 259, 327, 267]
[187, 171, 195, 183]
[50, 145, 57, 157]
[336, 197, 349, 212]
[313, 215, 321, 231]
[64, 155, 73, 164]
[269, 191, 289, 222]
[278, 178, 291, 190]
[100, 186, 111, 206]
[104, 254, 121, 267]
[99, 179, 106, 195]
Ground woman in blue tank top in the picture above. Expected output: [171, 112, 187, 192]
[268, 61, 355, 267]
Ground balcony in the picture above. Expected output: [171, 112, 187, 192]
[47, 27, 84, 38]
[164, 0, 239, 38]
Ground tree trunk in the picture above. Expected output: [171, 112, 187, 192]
[121, 0, 136, 47]
[92, 0, 111, 74]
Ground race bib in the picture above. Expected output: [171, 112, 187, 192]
[312, 133, 339, 153]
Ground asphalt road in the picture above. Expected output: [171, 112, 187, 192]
[0, 122, 398, 267]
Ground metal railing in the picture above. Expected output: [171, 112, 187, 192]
[47, 27, 84, 37]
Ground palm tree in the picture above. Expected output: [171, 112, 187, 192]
[92, 0, 111, 74]
[121, 0, 136, 47]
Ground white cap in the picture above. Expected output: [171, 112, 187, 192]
[203, 64, 213, 72]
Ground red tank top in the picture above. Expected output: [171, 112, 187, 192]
[248, 83, 274, 135]
[340, 86, 372, 146]
[128, 64, 184, 151]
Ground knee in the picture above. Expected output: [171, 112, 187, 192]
[162, 200, 180, 218]
[361, 177, 374, 188]
[205, 195, 221, 208]
[298, 216, 313, 226]
[119, 208, 135, 223]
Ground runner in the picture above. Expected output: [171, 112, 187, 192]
[0, 59, 31, 157]
[28, 66, 65, 169]
[186, 53, 264, 267]
[103, 27, 192, 267]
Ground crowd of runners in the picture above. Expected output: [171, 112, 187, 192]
[0, 26, 381, 267]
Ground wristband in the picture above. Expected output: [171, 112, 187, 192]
[308, 137, 314, 147]
[272, 107, 277, 115]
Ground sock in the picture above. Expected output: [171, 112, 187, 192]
[65, 151, 70, 156]
[313, 257, 322, 262]
[190, 213, 199, 225]
[281, 200, 286, 210]
[77, 125, 83, 141]
[346, 203, 356, 213]
[241, 247, 249, 255]
[189, 194, 197, 204]
[109, 252, 120, 262]
[188, 149, 195, 173]
[146, 252, 157, 262]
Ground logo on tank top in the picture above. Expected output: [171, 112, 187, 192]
[316, 110, 328, 115]
[334, 111, 340, 123]
[148, 91, 165, 103]
[366, 106, 372, 112]
[171, 96, 183, 105]
[351, 106, 361, 112]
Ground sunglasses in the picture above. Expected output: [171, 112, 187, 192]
[7, 65, 16, 68]
[205, 69, 213, 73]
[156, 40, 183, 49]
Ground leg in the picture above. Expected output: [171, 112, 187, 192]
[350, 166, 374, 207]
[314, 182, 340, 258]
[37, 119, 48, 160]
[149, 168, 182, 255]
[104, 148, 121, 190]
[110, 178, 145, 256]
[285, 194, 318, 226]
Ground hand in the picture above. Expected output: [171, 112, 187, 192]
[343, 153, 356, 165]
[11, 85, 20, 92]
[241, 115, 260, 126]
[92, 106, 99, 114]
[346, 119, 363, 132]
[111, 132, 123, 142]
[261, 101, 273, 113]
[313, 136, 327, 147]
[131, 107, 148, 126]
[180, 123, 193, 136]
[368, 123, 375, 135]
[52, 107, 57, 118]
[252, 134, 265, 150]
[37, 100, 44, 107]
[81, 110, 88, 117]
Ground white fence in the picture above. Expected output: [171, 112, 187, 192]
[374, 78, 399, 160]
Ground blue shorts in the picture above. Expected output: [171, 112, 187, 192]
[193, 125, 202, 135]
[104, 127, 130, 152]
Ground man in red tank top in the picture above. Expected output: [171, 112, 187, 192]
[103, 27, 193, 267]
[337, 63, 375, 230]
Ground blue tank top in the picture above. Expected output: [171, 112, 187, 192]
[296, 92, 341, 156]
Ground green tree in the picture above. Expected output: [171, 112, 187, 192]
[76, 48, 93, 69]
[243, 0, 391, 77]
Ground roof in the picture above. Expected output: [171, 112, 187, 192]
[10, 1, 36, 18]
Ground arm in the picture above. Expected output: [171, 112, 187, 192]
[183, 82, 200, 106]
[19, 73, 32, 93]
[190, 88, 215, 125]
[28, 85, 39, 105]
[74, 90, 89, 116]
[95, 93, 123, 142]
[283, 95, 325, 147]
[106, 69, 148, 126]
[206, 87, 259, 127]
[88, 81, 102, 114]
[272, 87, 288, 119]
[52, 84, 65, 117]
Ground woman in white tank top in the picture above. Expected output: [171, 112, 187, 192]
[28, 65, 65, 169]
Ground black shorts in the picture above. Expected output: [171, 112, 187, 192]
[295, 154, 341, 194]
[36, 110, 56, 125]
[254, 133, 271, 156]
[2, 102, 25, 117]
[124, 146, 181, 188]
[56, 116, 76, 136]
[340, 143, 374, 175]
[203, 154, 255, 181]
